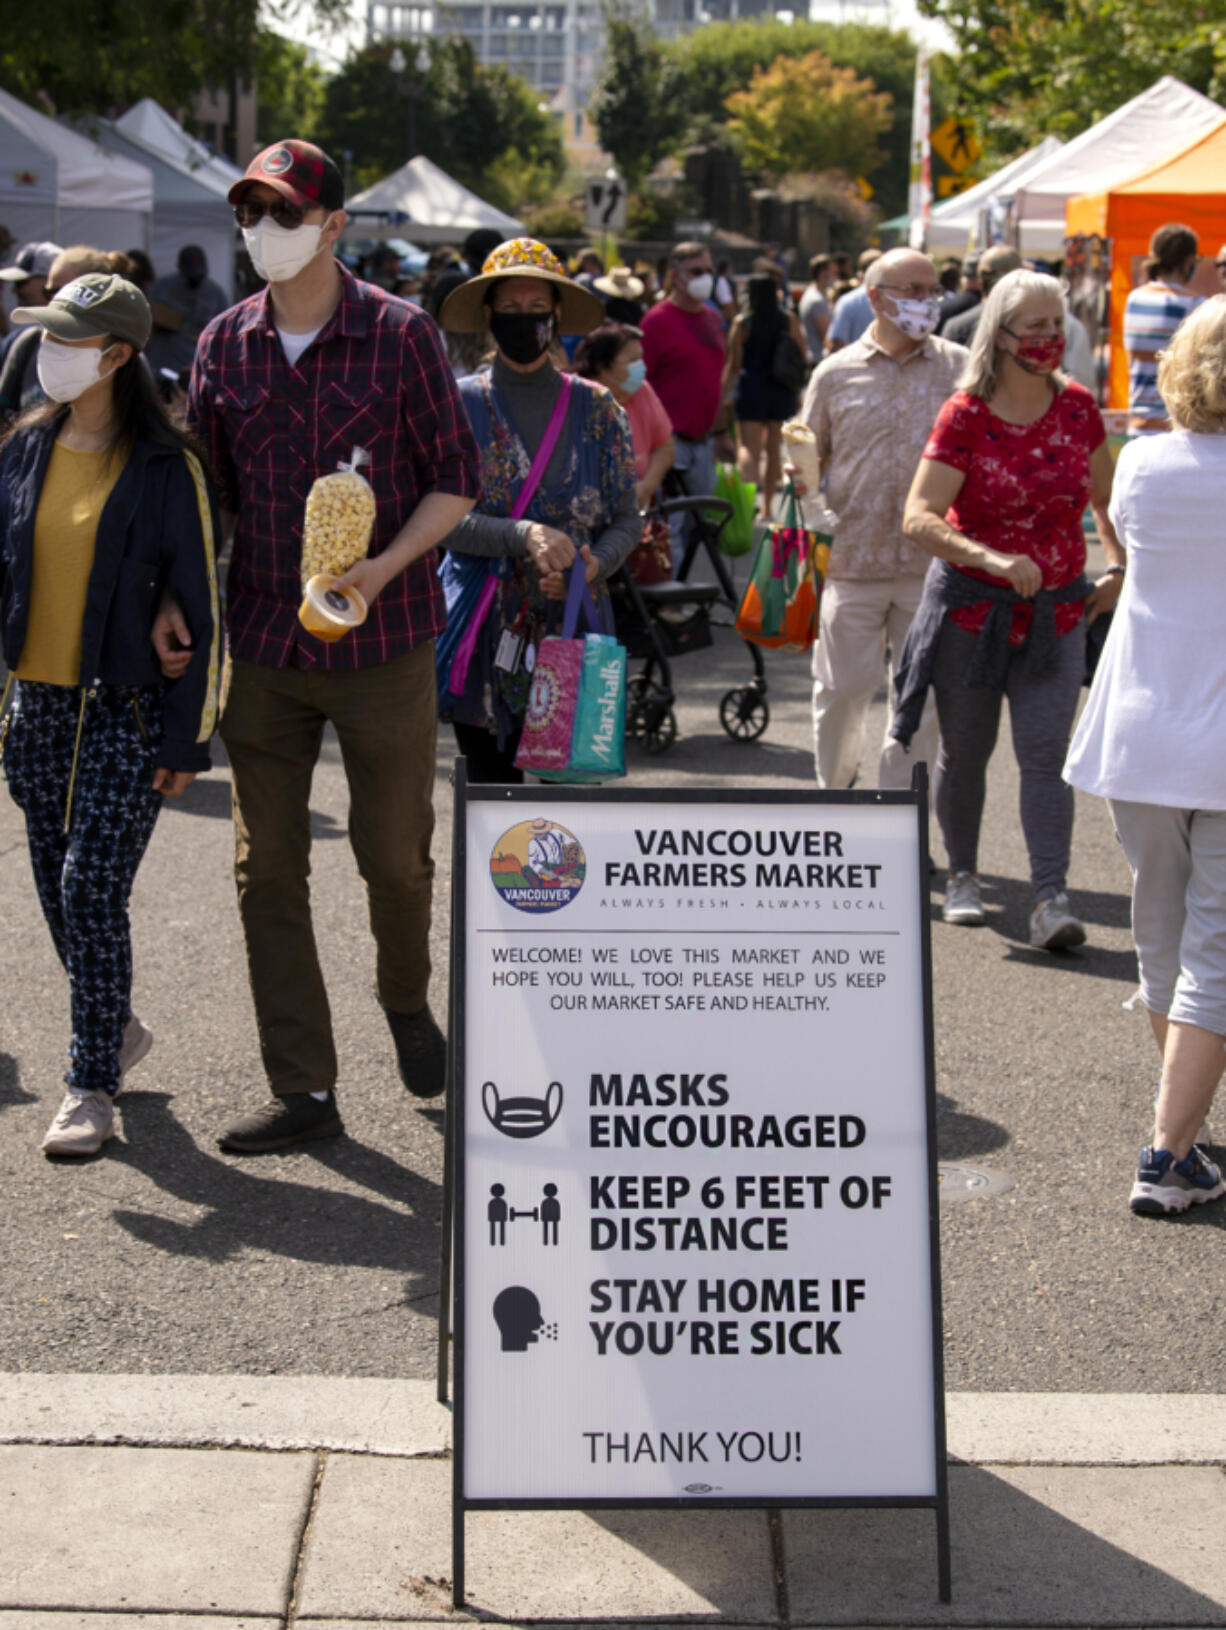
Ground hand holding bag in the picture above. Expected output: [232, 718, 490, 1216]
[734, 480, 826, 653]
[514, 565, 627, 782]
[437, 375, 574, 703]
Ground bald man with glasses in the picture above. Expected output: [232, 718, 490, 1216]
[793, 248, 967, 792]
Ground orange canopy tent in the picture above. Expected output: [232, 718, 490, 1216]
[1067, 113, 1226, 410]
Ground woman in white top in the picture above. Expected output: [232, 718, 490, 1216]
[1064, 296, 1226, 1219]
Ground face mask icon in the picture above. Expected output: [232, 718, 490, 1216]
[493, 1286, 558, 1351]
[483, 1080, 563, 1140]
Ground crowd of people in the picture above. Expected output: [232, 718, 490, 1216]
[0, 133, 1220, 1220]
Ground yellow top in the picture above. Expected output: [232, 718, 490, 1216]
[16, 442, 127, 687]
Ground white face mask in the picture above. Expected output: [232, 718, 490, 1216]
[684, 272, 714, 303]
[884, 294, 942, 342]
[37, 339, 116, 404]
[243, 218, 326, 284]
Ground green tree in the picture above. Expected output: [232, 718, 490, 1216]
[725, 50, 893, 182]
[917, 0, 1226, 156]
[590, 4, 687, 190]
[0, 0, 347, 124]
[255, 30, 326, 148]
[663, 19, 946, 216]
[315, 39, 564, 200]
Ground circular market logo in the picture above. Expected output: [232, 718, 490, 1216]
[490, 818, 586, 914]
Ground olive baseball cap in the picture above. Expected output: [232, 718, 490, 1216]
[12, 273, 152, 350]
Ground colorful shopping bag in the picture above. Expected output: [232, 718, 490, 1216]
[734, 481, 824, 653]
[713, 463, 757, 556]
[514, 568, 627, 782]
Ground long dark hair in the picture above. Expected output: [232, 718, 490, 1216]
[4, 341, 205, 470]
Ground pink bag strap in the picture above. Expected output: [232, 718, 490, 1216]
[509, 372, 574, 520]
[448, 373, 575, 697]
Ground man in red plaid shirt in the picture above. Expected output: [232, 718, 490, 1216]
[163, 139, 479, 1153]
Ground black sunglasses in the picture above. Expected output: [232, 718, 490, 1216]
[233, 196, 306, 231]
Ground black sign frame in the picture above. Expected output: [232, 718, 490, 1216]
[444, 764, 950, 1608]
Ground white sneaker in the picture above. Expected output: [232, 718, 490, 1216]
[1030, 892, 1086, 950]
[118, 1015, 153, 1079]
[942, 872, 984, 925]
[41, 1090, 116, 1158]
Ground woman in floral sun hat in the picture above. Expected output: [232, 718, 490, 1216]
[438, 240, 638, 783]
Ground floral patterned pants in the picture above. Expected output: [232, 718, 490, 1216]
[2, 679, 163, 1096]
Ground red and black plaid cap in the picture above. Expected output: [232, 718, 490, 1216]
[229, 140, 345, 211]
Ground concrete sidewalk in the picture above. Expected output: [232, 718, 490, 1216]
[3, 1379, 1226, 1628]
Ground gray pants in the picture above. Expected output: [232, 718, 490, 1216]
[670, 434, 717, 575]
[1109, 799, 1226, 1037]
[932, 617, 1086, 899]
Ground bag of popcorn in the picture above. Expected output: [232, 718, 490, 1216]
[298, 447, 376, 640]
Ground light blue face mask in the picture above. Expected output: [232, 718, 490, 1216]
[622, 358, 648, 395]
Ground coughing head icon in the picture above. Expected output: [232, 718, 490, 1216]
[493, 1286, 546, 1351]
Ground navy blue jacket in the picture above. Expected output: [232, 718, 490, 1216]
[0, 419, 221, 773]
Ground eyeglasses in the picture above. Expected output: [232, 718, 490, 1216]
[233, 196, 306, 231]
[878, 283, 943, 301]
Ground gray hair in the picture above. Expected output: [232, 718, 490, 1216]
[959, 268, 1066, 401]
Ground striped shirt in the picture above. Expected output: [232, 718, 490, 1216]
[188, 264, 481, 670]
[1122, 282, 1202, 428]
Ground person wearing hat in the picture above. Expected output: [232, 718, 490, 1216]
[156, 138, 480, 1154]
[0, 247, 136, 422]
[593, 266, 645, 326]
[0, 272, 221, 1158]
[146, 245, 230, 383]
[0, 241, 61, 320]
[437, 237, 639, 784]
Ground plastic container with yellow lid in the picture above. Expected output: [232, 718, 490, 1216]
[298, 574, 368, 642]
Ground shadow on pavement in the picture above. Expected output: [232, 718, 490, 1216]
[105, 1091, 442, 1286]
[164, 773, 346, 841]
[777, 1463, 1226, 1625]
[936, 1092, 1009, 1161]
[0, 1051, 37, 1111]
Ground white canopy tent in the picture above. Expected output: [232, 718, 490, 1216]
[1010, 77, 1224, 252]
[98, 103, 238, 296]
[926, 137, 1064, 251]
[346, 156, 524, 246]
[0, 85, 152, 254]
[115, 99, 243, 193]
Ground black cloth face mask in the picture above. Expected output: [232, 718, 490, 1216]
[490, 308, 557, 364]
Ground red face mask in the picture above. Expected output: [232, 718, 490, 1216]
[1003, 328, 1065, 375]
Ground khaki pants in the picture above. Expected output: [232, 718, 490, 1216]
[219, 644, 437, 1097]
[811, 574, 938, 791]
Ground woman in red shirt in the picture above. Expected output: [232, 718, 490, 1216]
[900, 269, 1124, 949]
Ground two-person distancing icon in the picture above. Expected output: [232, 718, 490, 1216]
[488, 1183, 560, 1245]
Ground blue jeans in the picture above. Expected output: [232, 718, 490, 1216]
[669, 435, 718, 575]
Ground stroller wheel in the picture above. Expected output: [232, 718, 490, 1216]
[720, 685, 770, 742]
[643, 705, 678, 755]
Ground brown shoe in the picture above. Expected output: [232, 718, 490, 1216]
[218, 1091, 343, 1154]
[385, 1006, 447, 1099]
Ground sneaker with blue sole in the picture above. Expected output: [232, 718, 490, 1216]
[1130, 1145, 1226, 1217]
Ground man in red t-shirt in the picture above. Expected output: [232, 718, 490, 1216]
[641, 241, 730, 564]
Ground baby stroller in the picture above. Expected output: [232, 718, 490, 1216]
[610, 485, 770, 755]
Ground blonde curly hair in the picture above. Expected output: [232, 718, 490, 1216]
[1158, 295, 1226, 433]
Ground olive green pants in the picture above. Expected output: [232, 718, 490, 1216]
[219, 643, 437, 1097]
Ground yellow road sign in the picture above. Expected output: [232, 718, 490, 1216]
[931, 117, 981, 173]
[854, 176, 874, 201]
[937, 174, 977, 198]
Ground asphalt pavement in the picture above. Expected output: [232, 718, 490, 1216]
[1, 540, 1223, 1397]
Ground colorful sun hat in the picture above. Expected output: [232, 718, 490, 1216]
[439, 238, 604, 336]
